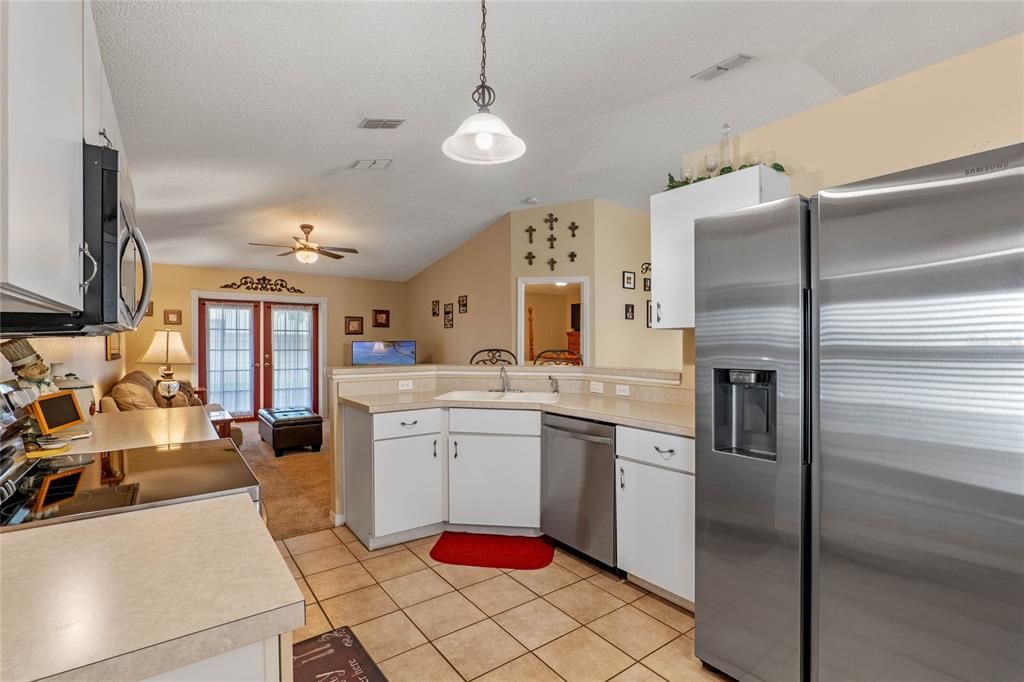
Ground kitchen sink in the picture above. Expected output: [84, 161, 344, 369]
[433, 390, 560, 404]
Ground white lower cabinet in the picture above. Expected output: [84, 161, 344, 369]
[616, 457, 695, 602]
[373, 433, 444, 537]
[449, 408, 541, 528]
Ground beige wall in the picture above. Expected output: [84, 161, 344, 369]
[125, 263, 410, 385]
[405, 215, 514, 364]
[0, 336, 125, 398]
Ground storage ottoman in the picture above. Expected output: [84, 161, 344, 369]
[257, 407, 323, 457]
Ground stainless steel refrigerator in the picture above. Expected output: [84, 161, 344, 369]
[693, 143, 1023, 682]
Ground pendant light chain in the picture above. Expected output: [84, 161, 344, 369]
[471, 0, 496, 109]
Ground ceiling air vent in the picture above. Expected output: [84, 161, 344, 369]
[691, 53, 753, 81]
[358, 118, 405, 129]
[351, 159, 392, 169]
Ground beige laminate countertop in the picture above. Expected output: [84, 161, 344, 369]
[64, 405, 218, 455]
[341, 391, 694, 437]
[0, 494, 303, 682]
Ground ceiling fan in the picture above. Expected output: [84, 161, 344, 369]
[248, 224, 358, 264]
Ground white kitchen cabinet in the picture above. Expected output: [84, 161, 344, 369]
[449, 433, 541, 528]
[650, 165, 789, 328]
[1, 0, 86, 312]
[82, 0, 105, 147]
[616, 457, 695, 602]
[373, 433, 444, 537]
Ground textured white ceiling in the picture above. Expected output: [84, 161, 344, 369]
[93, 1, 1023, 281]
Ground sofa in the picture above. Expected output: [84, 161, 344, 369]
[100, 371, 243, 445]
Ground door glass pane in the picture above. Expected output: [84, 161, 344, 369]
[271, 305, 313, 409]
[205, 302, 255, 416]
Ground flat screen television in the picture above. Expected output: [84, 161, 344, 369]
[352, 340, 416, 366]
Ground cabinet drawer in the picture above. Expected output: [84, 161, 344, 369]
[615, 426, 694, 473]
[373, 409, 442, 440]
[449, 408, 540, 436]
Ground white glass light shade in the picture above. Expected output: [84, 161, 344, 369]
[295, 249, 319, 264]
[138, 330, 194, 365]
[442, 111, 525, 165]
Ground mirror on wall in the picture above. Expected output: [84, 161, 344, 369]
[517, 277, 587, 366]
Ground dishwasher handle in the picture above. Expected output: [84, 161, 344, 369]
[543, 424, 614, 445]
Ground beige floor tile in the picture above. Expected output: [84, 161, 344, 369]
[403, 590, 487, 640]
[332, 525, 357, 543]
[293, 544, 358, 576]
[685, 628, 695, 639]
[536, 628, 633, 682]
[408, 542, 442, 567]
[306, 562, 376, 601]
[641, 636, 723, 682]
[553, 552, 600, 578]
[284, 529, 340, 555]
[345, 539, 406, 561]
[589, 605, 681, 659]
[493, 598, 580, 650]
[379, 568, 453, 607]
[283, 556, 301, 579]
[351, 611, 427, 662]
[432, 562, 503, 589]
[296, 578, 316, 605]
[612, 663, 668, 681]
[292, 603, 332, 644]
[433, 619, 528, 679]
[633, 595, 695, 634]
[405, 533, 441, 548]
[588, 574, 647, 603]
[362, 548, 428, 582]
[379, 643, 462, 682]
[477, 653, 563, 681]
[320, 584, 399, 628]
[275, 540, 290, 557]
[545, 581, 626, 624]
[460, 574, 537, 616]
[509, 563, 581, 595]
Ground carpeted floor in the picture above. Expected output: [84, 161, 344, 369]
[237, 421, 334, 540]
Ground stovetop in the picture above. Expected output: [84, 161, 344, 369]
[0, 438, 260, 531]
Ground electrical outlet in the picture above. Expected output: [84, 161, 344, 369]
[615, 384, 630, 397]
[398, 379, 414, 391]
[589, 381, 605, 394]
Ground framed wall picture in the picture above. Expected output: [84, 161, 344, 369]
[105, 332, 124, 361]
[625, 303, 635, 320]
[431, 300, 440, 317]
[444, 303, 454, 329]
[372, 309, 390, 328]
[345, 316, 364, 335]
[458, 295, 468, 314]
[163, 309, 182, 325]
[646, 300, 653, 328]
[144, 301, 154, 317]
[622, 271, 635, 289]
[643, 277, 651, 292]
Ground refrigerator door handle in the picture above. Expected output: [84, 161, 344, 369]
[802, 286, 812, 466]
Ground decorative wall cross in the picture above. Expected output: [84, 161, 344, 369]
[547, 233, 557, 249]
[544, 213, 558, 231]
[547, 258, 557, 271]
[568, 251, 577, 262]
[525, 251, 536, 265]
[525, 225, 536, 243]
[568, 222, 579, 238]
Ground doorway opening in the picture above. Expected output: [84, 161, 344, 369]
[517, 276, 589, 365]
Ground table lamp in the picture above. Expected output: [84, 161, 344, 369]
[138, 330, 194, 400]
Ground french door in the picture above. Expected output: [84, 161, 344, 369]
[198, 298, 319, 419]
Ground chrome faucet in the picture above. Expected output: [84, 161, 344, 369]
[548, 375, 559, 393]
[498, 366, 511, 393]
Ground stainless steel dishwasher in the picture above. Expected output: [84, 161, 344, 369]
[541, 414, 616, 566]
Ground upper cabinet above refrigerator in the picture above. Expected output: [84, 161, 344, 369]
[650, 165, 790, 328]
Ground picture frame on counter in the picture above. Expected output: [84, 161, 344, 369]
[622, 271, 635, 289]
[345, 316, 364, 335]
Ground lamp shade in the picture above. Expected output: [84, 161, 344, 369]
[442, 111, 526, 165]
[138, 330, 194, 365]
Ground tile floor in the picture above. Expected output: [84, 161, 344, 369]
[279, 526, 726, 681]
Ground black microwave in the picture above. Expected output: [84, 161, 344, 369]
[0, 143, 152, 336]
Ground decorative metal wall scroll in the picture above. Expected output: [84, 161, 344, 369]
[221, 275, 305, 294]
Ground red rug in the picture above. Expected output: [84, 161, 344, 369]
[429, 531, 554, 570]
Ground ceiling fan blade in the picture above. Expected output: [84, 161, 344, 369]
[318, 250, 344, 260]
[320, 246, 359, 254]
[248, 242, 293, 248]
[276, 251, 295, 257]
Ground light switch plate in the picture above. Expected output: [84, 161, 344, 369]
[398, 379, 414, 391]
[589, 381, 605, 394]
[615, 384, 630, 397]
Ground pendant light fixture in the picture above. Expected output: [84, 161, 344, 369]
[442, 0, 525, 165]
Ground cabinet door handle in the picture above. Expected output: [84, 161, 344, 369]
[433, 440, 437, 458]
[655, 302, 662, 323]
[80, 243, 99, 294]
[400, 420, 419, 428]
[654, 446, 676, 459]
[619, 467, 625, 489]
[453, 440, 458, 459]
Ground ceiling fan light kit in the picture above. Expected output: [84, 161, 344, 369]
[248, 223, 358, 264]
[443, 0, 525, 165]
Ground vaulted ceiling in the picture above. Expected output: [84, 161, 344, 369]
[93, 1, 1023, 280]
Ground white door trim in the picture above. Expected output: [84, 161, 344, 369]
[515, 276, 590, 365]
